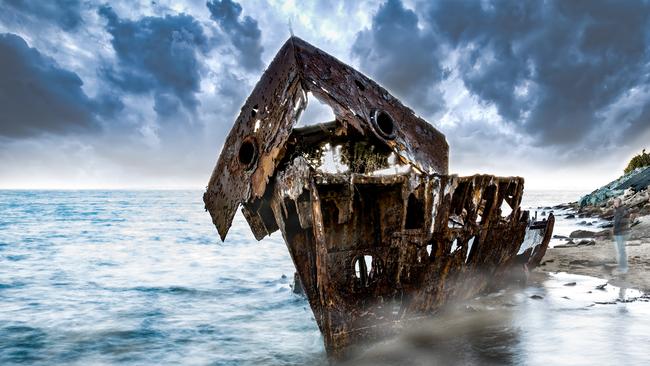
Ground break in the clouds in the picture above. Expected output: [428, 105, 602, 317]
[0, 33, 120, 137]
[0, 0, 649, 189]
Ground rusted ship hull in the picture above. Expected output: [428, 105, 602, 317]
[264, 159, 553, 358]
[203, 36, 554, 360]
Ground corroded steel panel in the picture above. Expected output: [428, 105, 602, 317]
[204, 37, 449, 240]
[204, 40, 303, 240]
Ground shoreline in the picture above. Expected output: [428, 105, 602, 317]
[536, 214, 650, 293]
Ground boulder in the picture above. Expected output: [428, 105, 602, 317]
[626, 192, 650, 208]
[594, 229, 612, 238]
[576, 239, 596, 246]
[291, 272, 305, 297]
[554, 242, 577, 248]
[570, 229, 596, 239]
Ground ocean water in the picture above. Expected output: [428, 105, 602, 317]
[0, 190, 649, 365]
[0, 191, 323, 365]
[520, 190, 610, 247]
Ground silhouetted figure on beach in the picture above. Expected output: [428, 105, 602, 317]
[612, 198, 630, 274]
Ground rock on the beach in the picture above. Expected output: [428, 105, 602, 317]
[554, 242, 577, 249]
[576, 239, 596, 246]
[570, 229, 596, 239]
[291, 272, 305, 297]
[578, 167, 650, 206]
[627, 192, 650, 208]
[594, 229, 612, 238]
[565, 214, 575, 219]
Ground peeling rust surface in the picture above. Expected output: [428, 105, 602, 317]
[292, 37, 449, 175]
[204, 36, 448, 241]
[203, 37, 553, 360]
[203, 41, 301, 241]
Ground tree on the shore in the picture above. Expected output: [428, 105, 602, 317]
[625, 149, 650, 174]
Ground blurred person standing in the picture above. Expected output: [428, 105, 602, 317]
[612, 197, 631, 274]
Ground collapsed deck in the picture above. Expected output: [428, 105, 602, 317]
[203, 37, 554, 359]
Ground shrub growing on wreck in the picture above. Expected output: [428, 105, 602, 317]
[624, 149, 650, 174]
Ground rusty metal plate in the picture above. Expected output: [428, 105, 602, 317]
[204, 37, 449, 240]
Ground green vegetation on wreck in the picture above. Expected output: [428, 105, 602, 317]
[625, 149, 650, 174]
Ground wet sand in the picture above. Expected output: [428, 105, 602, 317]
[539, 215, 650, 292]
[345, 271, 650, 365]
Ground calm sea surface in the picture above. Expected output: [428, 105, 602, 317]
[0, 190, 649, 365]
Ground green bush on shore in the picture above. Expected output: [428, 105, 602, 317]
[624, 148, 650, 174]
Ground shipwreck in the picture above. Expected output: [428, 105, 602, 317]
[204, 37, 554, 359]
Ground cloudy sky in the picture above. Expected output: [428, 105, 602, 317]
[1, 0, 649, 190]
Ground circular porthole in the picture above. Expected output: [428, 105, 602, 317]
[238, 137, 258, 170]
[371, 110, 396, 139]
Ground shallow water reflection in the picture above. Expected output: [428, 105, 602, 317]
[0, 191, 648, 365]
[345, 272, 649, 366]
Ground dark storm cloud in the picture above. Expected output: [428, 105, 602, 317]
[351, 0, 446, 115]
[98, 5, 210, 115]
[206, 0, 264, 71]
[0, 33, 119, 137]
[354, 0, 650, 147]
[422, 0, 650, 145]
[3, 0, 83, 31]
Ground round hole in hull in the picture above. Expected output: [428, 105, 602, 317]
[371, 110, 396, 139]
[238, 137, 258, 170]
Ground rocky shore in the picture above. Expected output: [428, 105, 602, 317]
[540, 215, 650, 292]
[537, 167, 650, 292]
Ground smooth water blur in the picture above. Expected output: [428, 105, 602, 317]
[0, 191, 324, 365]
[0, 190, 648, 365]
[347, 272, 650, 366]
